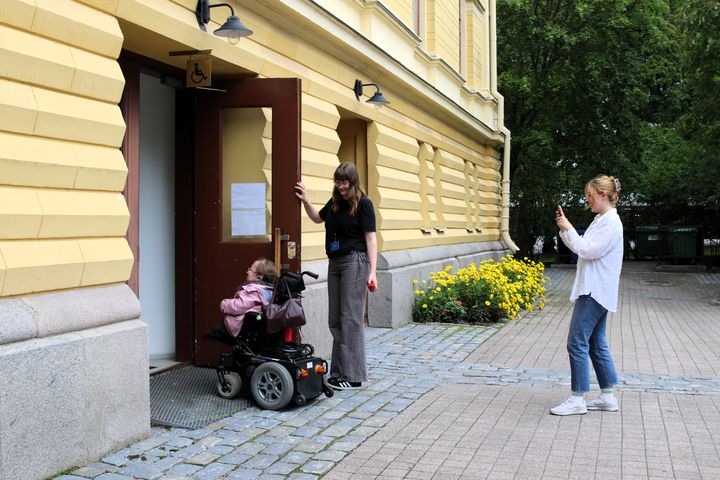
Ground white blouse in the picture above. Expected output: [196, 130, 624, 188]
[559, 208, 624, 312]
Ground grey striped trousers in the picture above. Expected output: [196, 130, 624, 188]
[327, 251, 370, 382]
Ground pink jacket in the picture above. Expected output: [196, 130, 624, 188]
[220, 283, 272, 337]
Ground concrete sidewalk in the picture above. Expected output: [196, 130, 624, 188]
[327, 265, 720, 480]
[58, 263, 720, 480]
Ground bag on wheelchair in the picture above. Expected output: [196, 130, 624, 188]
[263, 275, 307, 333]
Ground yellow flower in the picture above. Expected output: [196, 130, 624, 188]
[412, 258, 548, 321]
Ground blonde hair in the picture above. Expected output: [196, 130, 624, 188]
[332, 162, 366, 216]
[585, 175, 621, 207]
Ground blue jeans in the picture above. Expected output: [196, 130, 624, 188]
[567, 295, 618, 393]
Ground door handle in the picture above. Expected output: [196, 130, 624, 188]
[274, 227, 294, 270]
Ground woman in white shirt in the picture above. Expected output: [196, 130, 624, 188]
[551, 175, 623, 416]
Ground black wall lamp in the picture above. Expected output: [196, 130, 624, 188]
[353, 79, 390, 106]
[196, 0, 253, 44]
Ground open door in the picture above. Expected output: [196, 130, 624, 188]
[194, 78, 301, 365]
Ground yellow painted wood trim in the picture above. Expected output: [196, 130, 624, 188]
[299, 175, 333, 206]
[0, 132, 127, 191]
[76, 0, 120, 14]
[72, 143, 128, 191]
[0, 187, 43, 239]
[36, 190, 130, 238]
[301, 120, 341, 153]
[374, 0, 413, 29]
[371, 122, 420, 156]
[0, 239, 85, 296]
[301, 147, 342, 177]
[32, 85, 126, 147]
[0, 0, 36, 30]
[77, 237, 133, 287]
[374, 144, 420, 174]
[0, 78, 38, 135]
[0, 237, 135, 296]
[0, 24, 75, 93]
[302, 93, 341, 129]
[0, 24, 125, 104]
[33, 0, 123, 59]
[417, 142, 434, 228]
[374, 164, 422, 192]
[69, 47, 126, 103]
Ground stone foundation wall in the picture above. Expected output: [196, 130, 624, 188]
[0, 284, 149, 480]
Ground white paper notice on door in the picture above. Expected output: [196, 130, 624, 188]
[230, 183, 266, 236]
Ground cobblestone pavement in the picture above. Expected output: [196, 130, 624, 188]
[58, 265, 720, 480]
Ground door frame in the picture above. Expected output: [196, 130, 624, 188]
[175, 83, 196, 362]
[119, 52, 195, 361]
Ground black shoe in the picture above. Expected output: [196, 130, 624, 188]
[326, 377, 362, 390]
[202, 325, 235, 345]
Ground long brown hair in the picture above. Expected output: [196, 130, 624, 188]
[331, 162, 366, 216]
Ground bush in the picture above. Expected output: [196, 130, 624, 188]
[412, 255, 547, 323]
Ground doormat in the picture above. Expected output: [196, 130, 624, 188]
[150, 365, 254, 429]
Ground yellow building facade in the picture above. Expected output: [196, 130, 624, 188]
[0, 1, 515, 478]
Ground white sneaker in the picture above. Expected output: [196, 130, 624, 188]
[550, 396, 587, 416]
[586, 394, 619, 412]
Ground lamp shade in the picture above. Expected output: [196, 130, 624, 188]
[367, 91, 390, 105]
[214, 15, 253, 39]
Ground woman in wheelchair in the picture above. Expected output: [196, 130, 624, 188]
[203, 257, 277, 344]
[207, 259, 334, 409]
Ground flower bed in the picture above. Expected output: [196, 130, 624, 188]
[412, 255, 547, 323]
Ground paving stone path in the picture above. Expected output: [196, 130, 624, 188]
[60, 325, 495, 480]
[58, 265, 720, 480]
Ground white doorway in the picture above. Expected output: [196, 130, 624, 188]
[139, 72, 176, 363]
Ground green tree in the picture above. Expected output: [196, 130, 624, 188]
[677, 0, 720, 204]
[498, 0, 682, 254]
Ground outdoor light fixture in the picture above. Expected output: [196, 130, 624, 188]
[353, 79, 390, 106]
[196, 0, 253, 44]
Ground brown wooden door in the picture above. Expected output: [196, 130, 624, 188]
[194, 78, 301, 365]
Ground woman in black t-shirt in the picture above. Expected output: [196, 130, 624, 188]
[294, 162, 377, 390]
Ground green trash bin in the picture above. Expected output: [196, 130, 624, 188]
[634, 226, 661, 258]
[667, 226, 701, 258]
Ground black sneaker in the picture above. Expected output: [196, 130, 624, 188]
[326, 377, 361, 390]
[201, 325, 235, 345]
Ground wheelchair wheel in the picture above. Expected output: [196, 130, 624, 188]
[216, 372, 242, 399]
[250, 362, 294, 410]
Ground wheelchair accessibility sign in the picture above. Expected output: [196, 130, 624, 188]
[186, 57, 212, 87]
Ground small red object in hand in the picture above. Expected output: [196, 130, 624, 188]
[368, 280, 377, 292]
